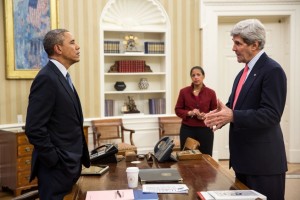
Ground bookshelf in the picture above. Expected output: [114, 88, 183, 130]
[100, 0, 171, 117]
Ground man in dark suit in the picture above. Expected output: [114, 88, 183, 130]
[25, 29, 90, 200]
[204, 19, 287, 200]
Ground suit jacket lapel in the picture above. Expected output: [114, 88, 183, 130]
[73, 87, 83, 122]
[49, 62, 82, 120]
[233, 53, 267, 109]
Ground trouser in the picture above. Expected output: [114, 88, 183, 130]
[37, 162, 81, 200]
[180, 124, 214, 156]
[235, 172, 286, 200]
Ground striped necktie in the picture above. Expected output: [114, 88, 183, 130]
[66, 72, 74, 91]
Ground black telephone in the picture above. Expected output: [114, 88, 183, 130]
[154, 136, 176, 162]
[90, 144, 118, 164]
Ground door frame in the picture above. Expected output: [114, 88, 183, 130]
[200, 0, 300, 162]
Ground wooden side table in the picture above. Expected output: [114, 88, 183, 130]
[0, 126, 89, 196]
[0, 129, 37, 196]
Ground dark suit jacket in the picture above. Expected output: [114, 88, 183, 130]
[226, 53, 287, 175]
[25, 61, 90, 182]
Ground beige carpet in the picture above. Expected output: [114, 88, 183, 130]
[286, 163, 300, 178]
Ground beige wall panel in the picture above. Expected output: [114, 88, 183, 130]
[160, 0, 201, 109]
[0, 0, 201, 124]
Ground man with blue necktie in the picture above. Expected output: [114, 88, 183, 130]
[25, 29, 90, 200]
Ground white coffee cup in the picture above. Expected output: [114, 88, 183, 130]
[126, 167, 139, 188]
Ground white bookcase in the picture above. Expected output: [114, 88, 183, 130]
[99, 0, 171, 118]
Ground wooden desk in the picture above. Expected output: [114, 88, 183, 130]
[66, 154, 247, 200]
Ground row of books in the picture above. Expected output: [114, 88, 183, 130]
[149, 98, 166, 114]
[144, 42, 165, 54]
[104, 41, 120, 53]
[117, 60, 146, 72]
[104, 40, 164, 54]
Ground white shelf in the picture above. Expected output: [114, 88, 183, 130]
[100, 0, 171, 118]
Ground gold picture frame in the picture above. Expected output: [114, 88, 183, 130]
[4, 0, 58, 79]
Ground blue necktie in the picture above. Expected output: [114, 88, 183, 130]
[66, 73, 74, 91]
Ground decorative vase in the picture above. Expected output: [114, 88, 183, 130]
[138, 78, 149, 90]
[114, 81, 126, 91]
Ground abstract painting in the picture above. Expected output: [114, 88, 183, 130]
[4, 0, 58, 79]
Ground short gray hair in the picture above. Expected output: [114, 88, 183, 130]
[43, 29, 69, 56]
[230, 19, 266, 50]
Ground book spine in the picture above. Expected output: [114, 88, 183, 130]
[144, 42, 149, 54]
[118, 60, 122, 72]
[105, 99, 114, 116]
[148, 99, 155, 114]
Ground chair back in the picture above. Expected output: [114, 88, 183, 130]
[91, 118, 136, 155]
[158, 116, 181, 137]
[91, 119, 124, 147]
[158, 116, 182, 151]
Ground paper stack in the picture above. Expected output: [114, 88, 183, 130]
[197, 190, 266, 200]
[142, 184, 189, 194]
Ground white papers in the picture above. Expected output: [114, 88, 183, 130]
[207, 190, 266, 200]
[142, 184, 189, 193]
[85, 189, 134, 200]
[197, 191, 215, 200]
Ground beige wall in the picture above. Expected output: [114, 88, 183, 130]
[0, 0, 201, 124]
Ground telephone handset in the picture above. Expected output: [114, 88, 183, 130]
[154, 136, 175, 162]
[90, 144, 118, 164]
